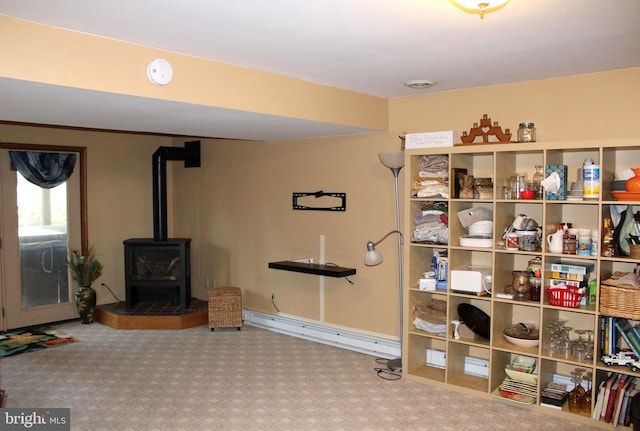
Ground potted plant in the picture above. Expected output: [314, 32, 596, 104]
[66, 245, 103, 324]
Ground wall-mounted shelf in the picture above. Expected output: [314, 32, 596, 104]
[268, 261, 356, 277]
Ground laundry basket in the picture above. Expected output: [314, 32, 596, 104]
[208, 286, 243, 331]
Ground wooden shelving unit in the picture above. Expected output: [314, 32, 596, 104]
[403, 138, 640, 429]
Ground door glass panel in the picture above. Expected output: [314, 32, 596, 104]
[17, 173, 70, 307]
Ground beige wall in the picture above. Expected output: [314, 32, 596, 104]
[390, 68, 640, 141]
[171, 133, 403, 335]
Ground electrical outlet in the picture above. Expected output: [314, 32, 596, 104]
[293, 258, 315, 264]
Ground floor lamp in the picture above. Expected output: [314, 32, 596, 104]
[364, 152, 404, 372]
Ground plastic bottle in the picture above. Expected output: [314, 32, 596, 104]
[590, 230, 599, 256]
[582, 158, 600, 200]
[603, 218, 615, 257]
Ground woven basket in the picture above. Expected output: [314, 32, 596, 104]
[208, 286, 243, 330]
[600, 283, 640, 320]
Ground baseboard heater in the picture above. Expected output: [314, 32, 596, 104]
[243, 310, 399, 358]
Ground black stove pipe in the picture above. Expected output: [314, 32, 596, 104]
[152, 141, 201, 241]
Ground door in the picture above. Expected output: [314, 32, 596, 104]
[0, 148, 84, 330]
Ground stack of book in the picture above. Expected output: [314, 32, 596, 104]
[549, 261, 596, 305]
[593, 373, 640, 426]
[540, 382, 569, 409]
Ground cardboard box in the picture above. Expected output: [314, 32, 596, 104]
[545, 164, 568, 200]
[405, 131, 458, 149]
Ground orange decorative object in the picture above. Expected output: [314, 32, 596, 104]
[460, 114, 512, 144]
[625, 167, 640, 192]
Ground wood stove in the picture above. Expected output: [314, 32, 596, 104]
[123, 238, 191, 308]
[124, 141, 200, 308]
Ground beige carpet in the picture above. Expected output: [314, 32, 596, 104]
[0, 321, 600, 431]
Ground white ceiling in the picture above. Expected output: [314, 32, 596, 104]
[1, 0, 639, 140]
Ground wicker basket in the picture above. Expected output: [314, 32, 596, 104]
[208, 286, 243, 330]
[546, 286, 584, 308]
[599, 283, 640, 320]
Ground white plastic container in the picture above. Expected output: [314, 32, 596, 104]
[582, 158, 600, 199]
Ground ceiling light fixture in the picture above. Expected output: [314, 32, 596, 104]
[450, 0, 510, 18]
[403, 80, 436, 90]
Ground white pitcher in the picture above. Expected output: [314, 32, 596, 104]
[547, 229, 564, 253]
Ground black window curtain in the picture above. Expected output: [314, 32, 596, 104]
[9, 151, 77, 189]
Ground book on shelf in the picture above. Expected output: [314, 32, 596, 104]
[609, 317, 618, 356]
[623, 387, 640, 426]
[541, 382, 568, 409]
[612, 376, 633, 425]
[593, 378, 608, 420]
[598, 373, 620, 421]
[617, 378, 637, 426]
[595, 373, 640, 425]
[600, 316, 618, 357]
[549, 261, 595, 276]
[603, 374, 623, 423]
[600, 316, 614, 357]
[615, 318, 640, 358]
[632, 322, 640, 345]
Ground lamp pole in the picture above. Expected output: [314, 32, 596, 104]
[388, 165, 403, 372]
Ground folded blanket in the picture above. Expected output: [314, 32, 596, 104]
[418, 155, 449, 174]
[413, 221, 448, 243]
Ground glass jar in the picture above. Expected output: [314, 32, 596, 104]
[532, 165, 544, 200]
[517, 122, 536, 143]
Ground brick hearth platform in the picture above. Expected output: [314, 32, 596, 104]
[95, 298, 208, 330]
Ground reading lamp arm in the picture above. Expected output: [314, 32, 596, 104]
[367, 230, 404, 250]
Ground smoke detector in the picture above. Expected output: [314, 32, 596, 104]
[147, 58, 173, 86]
[404, 79, 436, 90]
